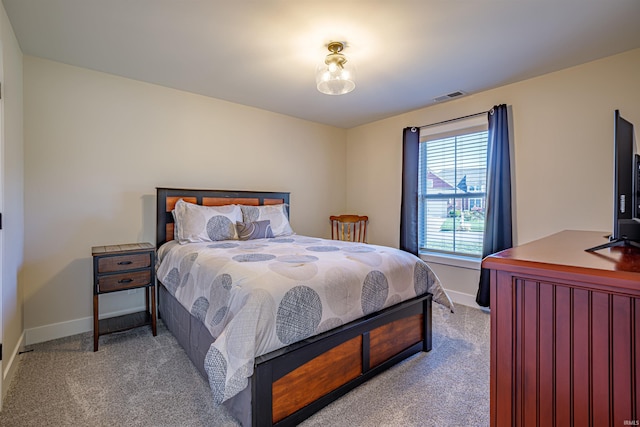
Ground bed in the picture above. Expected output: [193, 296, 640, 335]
[155, 187, 452, 426]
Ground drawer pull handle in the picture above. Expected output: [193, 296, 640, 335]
[118, 261, 133, 265]
[118, 278, 134, 283]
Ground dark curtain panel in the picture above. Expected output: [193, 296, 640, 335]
[400, 127, 420, 255]
[476, 104, 513, 307]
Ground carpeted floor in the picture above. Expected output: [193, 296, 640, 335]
[0, 303, 489, 426]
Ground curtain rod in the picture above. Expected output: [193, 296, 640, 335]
[414, 110, 489, 131]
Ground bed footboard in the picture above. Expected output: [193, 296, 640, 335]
[252, 293, 432, 426]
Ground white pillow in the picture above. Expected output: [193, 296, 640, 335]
[173, 199, 242, 243]
[240, 204, 293, 237]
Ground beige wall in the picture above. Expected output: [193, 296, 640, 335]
[0, 2, 24, 400]
[346, 48, 640, 303]
[19, 47, 640, 337]
[22, 56, 346, 341]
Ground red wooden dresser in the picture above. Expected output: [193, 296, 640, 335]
[482, 230, 640, 426]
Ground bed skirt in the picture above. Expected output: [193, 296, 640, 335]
[159, 284, 253, 425]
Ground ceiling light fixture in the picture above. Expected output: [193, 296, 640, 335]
[316, 41, 355, 95]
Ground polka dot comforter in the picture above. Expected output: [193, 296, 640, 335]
[156, 235, 453, 404]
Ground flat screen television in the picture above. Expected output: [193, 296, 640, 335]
[587, 110, 640, 251]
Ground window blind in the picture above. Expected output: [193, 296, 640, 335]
[418, 127, 488, 257]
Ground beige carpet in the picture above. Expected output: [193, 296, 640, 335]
[0, 303, 489, 426]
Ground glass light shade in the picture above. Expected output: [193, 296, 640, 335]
[316, 58, 356, 95]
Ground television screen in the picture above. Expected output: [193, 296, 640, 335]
[613, 110, 637, 239]
[586, 110, 639, 251]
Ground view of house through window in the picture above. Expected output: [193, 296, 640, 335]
[418, 117, 488, 257]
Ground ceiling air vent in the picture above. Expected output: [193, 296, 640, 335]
[434, 91, 467, 102]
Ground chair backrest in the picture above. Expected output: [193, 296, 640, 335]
[330, 215, 368, 243]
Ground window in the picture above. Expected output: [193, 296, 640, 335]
[418, 116, 488, 257]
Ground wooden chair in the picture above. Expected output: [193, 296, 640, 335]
[330, 215, 368, 243]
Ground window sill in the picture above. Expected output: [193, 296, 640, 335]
[419, 252, 481, 271]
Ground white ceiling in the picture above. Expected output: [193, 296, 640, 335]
[3, 1, 640, 128]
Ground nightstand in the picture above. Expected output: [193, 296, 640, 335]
[92, 242, 157, 351]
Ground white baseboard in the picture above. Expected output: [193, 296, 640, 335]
[2, 331, 25, 403]
[444, 288, 484, 310]
[24, 305, 146, 346]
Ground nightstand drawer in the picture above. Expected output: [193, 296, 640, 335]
[97, 270, 152, 292]
[98, 253, 151, 273]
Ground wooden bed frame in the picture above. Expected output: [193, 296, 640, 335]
[156, 187, 433, 426]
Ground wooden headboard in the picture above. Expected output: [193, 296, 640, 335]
[156, 187, 290, 247]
